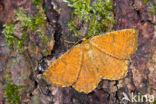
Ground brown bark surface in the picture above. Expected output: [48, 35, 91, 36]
[0, 0, 155, 104]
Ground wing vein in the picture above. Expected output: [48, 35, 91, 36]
[90, 41, 128, 60]
[71, 49, 84, 86]
[88, 49, 100, 72]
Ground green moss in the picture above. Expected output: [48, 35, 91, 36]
[42, 48, 49, 56]
[3, 76, 25, 104]
[3, 23, 26, 51]
[143, 0, 155, 15]
[149, 4, 155, 15]
[32, 0, 42, 6]
[2, 0, 48, 51]
[153, 98, 156, 104]
[15, 9, 33, 29]
[143, 0, 148, 4]
[67, 21, 78, 35]
[36, 29, 49, 43]
[63, 0, 114, 38]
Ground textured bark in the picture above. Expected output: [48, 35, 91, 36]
[0, 0, 155, 104]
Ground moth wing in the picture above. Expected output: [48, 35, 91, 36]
[43, 45, 82, 87]
[89, 46, 128, 80]
[72, 49, 100, 93]
[90, 29, 138, 59]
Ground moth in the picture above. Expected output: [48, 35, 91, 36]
[43, 29, 138, 93]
